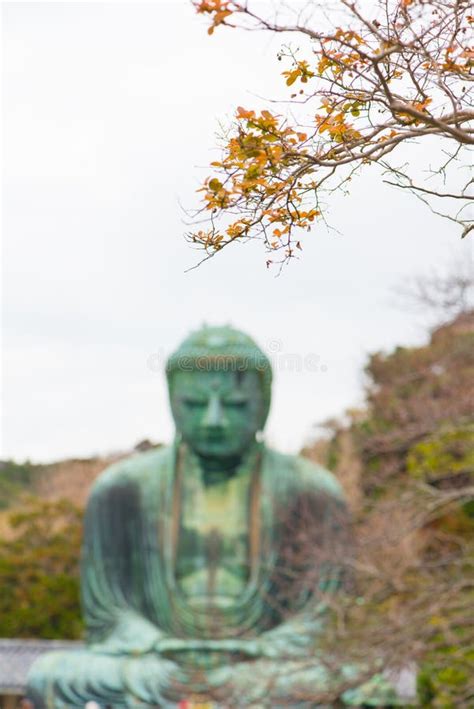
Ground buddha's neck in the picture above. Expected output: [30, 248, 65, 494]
[182, 441, 261, 488]
[199, 457, 242, 486]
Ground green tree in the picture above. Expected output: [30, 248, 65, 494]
[0, 460, 37, 510]
[0, 498, 83, 639]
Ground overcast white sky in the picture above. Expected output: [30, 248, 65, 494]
[2, 1, 472, 462]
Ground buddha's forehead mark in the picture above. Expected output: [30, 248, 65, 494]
[235, 369, 245, 387]
[210, 376, 221, 391]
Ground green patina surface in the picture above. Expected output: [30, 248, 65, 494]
[27, 326, 399, 708]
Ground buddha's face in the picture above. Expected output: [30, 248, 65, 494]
[169, 368, 264, 461]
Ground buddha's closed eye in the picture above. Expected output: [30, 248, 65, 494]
[182, 398, 207, 409]
[224, 399, 248, 408]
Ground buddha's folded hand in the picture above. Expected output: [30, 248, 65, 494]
[90, 612, 163, 655]
[155, 637, 263, 657]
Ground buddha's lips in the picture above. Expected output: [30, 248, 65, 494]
[201, 432, 228, 443]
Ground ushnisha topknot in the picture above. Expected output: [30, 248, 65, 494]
[166, 325, 272, 426]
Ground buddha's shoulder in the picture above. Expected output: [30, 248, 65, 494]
[263, 447, 344, 500]
[91, 445, 174, 494]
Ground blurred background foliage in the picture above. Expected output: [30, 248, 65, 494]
[0, 441, 160, 640]
[303, 305, 473, 707]
[0, 498, 83, 638]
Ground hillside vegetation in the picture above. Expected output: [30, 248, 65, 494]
[0, 441, 158, 638]
[303, 310, 474, 707]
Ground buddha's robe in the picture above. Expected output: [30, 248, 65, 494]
[26, 443, 395, 708]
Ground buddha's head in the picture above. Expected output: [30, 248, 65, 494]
[167, 326, 272, 464]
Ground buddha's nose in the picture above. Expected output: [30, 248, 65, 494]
[202, 394, 227, 429]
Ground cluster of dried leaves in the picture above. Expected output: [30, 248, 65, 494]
[189, 0, 473, 267]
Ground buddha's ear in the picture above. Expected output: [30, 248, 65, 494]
[167, 377, 182, 430]
[258, 391, 271, 430]
[256, 366, 272, 429]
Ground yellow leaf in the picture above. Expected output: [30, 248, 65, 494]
[208, 178, 222, 192]
[283, 69, 299, 86]
[236, 106, 255, 120]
